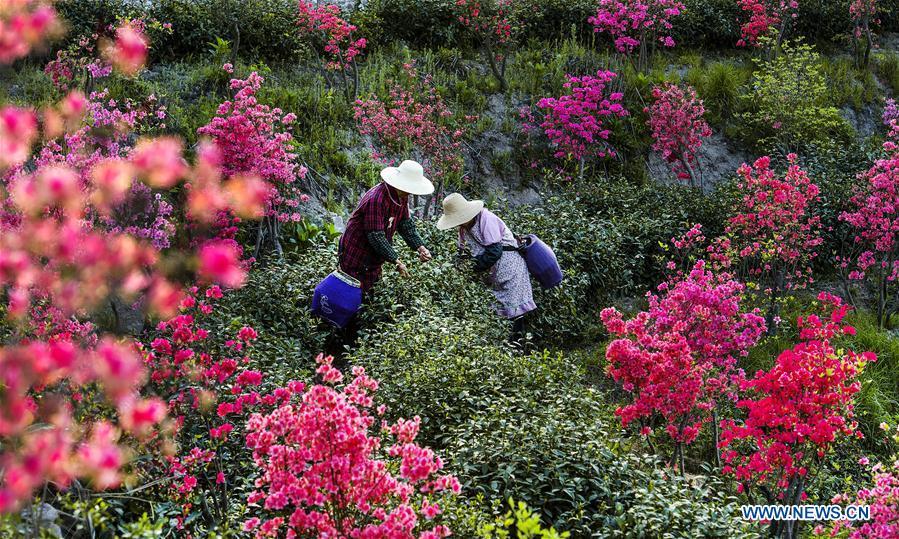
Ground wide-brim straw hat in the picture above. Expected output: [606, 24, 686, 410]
[436, 193, 485, 230]
[380, 160, 435, 196]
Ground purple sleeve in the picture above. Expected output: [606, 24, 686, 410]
[477, 210, 506, 245]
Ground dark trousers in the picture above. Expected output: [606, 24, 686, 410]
[510, 314, 527, 346]
[323, 290, 371, 361]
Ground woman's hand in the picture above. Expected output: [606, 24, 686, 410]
[417, 245, 432, 263]
[395, 259, 410, 277]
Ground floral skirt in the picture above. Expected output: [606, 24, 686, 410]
[489, 251, 537, 319]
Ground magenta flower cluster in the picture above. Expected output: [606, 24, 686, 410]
[354, 63, 474, 182]
[198, 70, 305, 224]
[720, 293, 873, 502]
[3, 89, 175, 248]
[736, 0, 799, 47]
[727, 154, 824, 292]
[602, 261, 765, 449]
[646, 83, 712, 186]
[588, 0, 684, 54]
[535, 70, 629, 162]
[297, 1, 367, 71]
[243, 354, 460, 538]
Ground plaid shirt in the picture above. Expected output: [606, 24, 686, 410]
[339, 182, 410, 292]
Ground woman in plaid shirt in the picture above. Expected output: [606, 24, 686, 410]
[338, 160, 434, 294]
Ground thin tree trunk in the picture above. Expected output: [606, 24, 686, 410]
[271, 217, 283, 258]
[253, 220, 267, 260]
[231, 22, 240, 64]
[682, 159, 699, 189]
[864, 23, 873, 68]
[879, 263, 888, 328]
[483, 42, 508, 92]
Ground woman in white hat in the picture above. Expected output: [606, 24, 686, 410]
[437, 193, 536, 342]
[338, 160, 435, 295]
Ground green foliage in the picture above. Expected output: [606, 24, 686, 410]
[0, 64, 62, 107]
[447, 389, 756, 537]
[331, 223, 754, 537]
[509, 1, 595, 43]
[821, 56, 880, 110]
[792, 0, 854, 45]
[685, 59, 752, 125]
[875, 51, 899, 95]
[738, 41, 853, 153]
[800, 145, 872, 275]
[480, 499, 570, 538]
[56, 0, 304, 62]
[673, 0, 742, 48]
[357, 0, 465, 50]
[834, 311, 899, 455]
[210, 245, 335, 384]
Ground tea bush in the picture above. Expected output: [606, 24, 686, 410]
[209, 247, 336, 382]
[332, 217, 756, 537]
[57, 0, 303, 61]
[444, 385, 758, 537]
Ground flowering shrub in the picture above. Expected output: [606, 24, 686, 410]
[838, 145, 899, 327]
[726, 154, 823, 327]
[601, 260, 765, 471]
[533, 70, 628, 178]
[297, 1, 367, 100]
[136, 286, 267, 531]
[5, 89, 176, 249]
[826, 425, 899, 538]
[0, 16, 269, 512]
[0, 0, 59, 63]
[101, 20, 149, 77]
[44, 33, 112, 92]
[720, 293, 874, 536]
[44, 17, 171, 92]
[354, 63, 475, 216]
[588, 0, 684, 69]
[883, 99, 899, 137]
[646, 83, 712, 188]
[198, 69, 305, 257]
[736, 0, 799, 48]
[243, 354, 460, 538]
[454, 0, 517, 91]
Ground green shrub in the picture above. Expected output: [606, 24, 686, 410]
[501, 183, 732, 345]
[875, 51, 899, 95]
[673, 0, 742, 48]
[685, 60, 752, 125]
[835, 311, 899, 455]
[480, 499, 570, 538]
[447, 391, 758, 537]
[210, 245, 336, 382]
[822, 56, 880, 110]
[55, 0, 134, 39]
[57, 0, 303, 62]
[358, 0, 464, 50]
[738, 41, 854, 153]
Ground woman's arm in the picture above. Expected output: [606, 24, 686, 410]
[366, 231, 399, 262]
[472, 243, 503, 272]
[397, 217, 425, 250]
